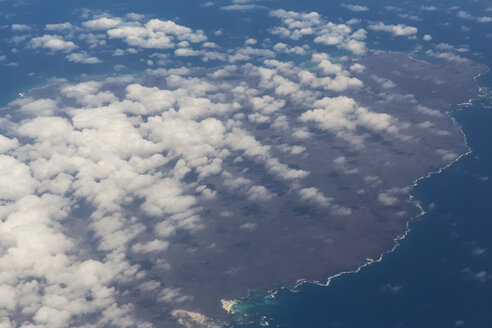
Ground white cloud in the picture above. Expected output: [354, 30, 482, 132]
[270, 9, 367, 55]
[300, 96, 399, 147]
[132, 239, 170, 253]
[368, 22, 418, 36]
[220, 4, 266, 11]
[82, 17, 122, 30]
[457, 11, 492, 23]
[313, 24, 366, 54]
[378, 192, 398, 206]
[425, 49, 469, 64]
[346, 18, 361, 25]
[371, 74, 396, 89]
[398, 13, 422, 21]
[299, 187, 332, 206]
[273, 42, 308, 55]
[435, 43, 469, 53]
[107, 19, 207, 49]
[341, 4, 369, 12]
[0, 135, 18, 153]
[0, 155, 38, 200]
[80, 32, 107, 48]
[45, 22, 73, 31]
[29, 35, 77, 52]
[458, 10, 474, 19]
[250, 95, 285, 114]
[12, 97, 58, 116]
[436, 149, 458, 161]
[12, 24, 31, 31]
[137, 179, 197, 217]
[240, 222, 258, 230]
[472, 247, 486, 256]
[420, 5, 438, 11]
[245, 38, 257, 45]
[0, 12, 460, 325]
[473, 271, 490, 282]
[350, 63, 365, 73]
[247, 185, 274, 201]
[478, 16, 492, 23]
[415, 104, 442, 117]
[126, 13, 146, 21]
[278, 144, 306, 155]
[65, 52, 102, 64]
[175, 47, 201, 57]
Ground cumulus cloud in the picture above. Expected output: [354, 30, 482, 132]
[0, 155, 38, 200]
[17, 11, 310, 65]
[11, 97, 59, 116]
[19, 13, 215, 65]
[420, 5, 438, 11]
[299, 187, 332, 206]
[415, 105, 442, 117]
[314, 23, 367, 55]
[82, 17, 122, 30]
[247, 185, 274, 201]
[240, 222, 258, 230]
[371, 74, 396, 89]
[12, 24, 31, 31]
[107, 19, 207, 49]
[273, 42, 309, 55]
[350, 63, 365, 73]
[472, 247, 486, 256]
[341, 4, 369, 12]
[45, 22, 73, 31]
[65, 52, 103, 64]
[0, 135, 18, 153]
[378, 192, 398, 206]
[220, 4, 266, 11]
[132, 239, 170, 253]
[368, 22, 418, 36]
[457, 11, 492, 23]
[269, 9, 367, 55]
[29, 35, 77, 52]
[378, 187, 410, 206]
[436, 149, 458, 161]
[0, 9, 459, 326]
[425, 49, 470, 64]
[300, 96, 399, 147]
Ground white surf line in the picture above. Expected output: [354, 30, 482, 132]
[285, 70, 488, 292]
[226, 69, 491, 315]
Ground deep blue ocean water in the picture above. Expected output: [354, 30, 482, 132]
[222, 1, 492, 326]
[1, 0, 491, 327]
[1, 0, 491, 105]
[227, 81, 492, 328]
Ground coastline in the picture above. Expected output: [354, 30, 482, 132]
[0, 69, 147, 111]
[222, 66, 490, 319]
[2, 50, 488, 327]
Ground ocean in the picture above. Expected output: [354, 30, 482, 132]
[0, 0, 491, 327]
[222, 1, 492, 326]
[227, 74, 492, 328]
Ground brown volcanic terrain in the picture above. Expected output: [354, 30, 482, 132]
[127, 53, 486, 326]
[3, 52, 486, 328]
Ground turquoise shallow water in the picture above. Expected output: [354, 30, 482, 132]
[227, 75, 492, 327]
[220, 1, 492, 326]
[0, 0, 491, 326]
